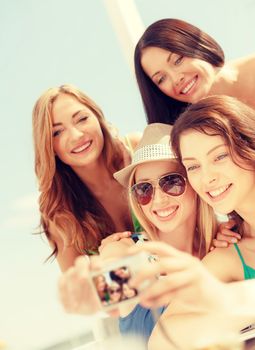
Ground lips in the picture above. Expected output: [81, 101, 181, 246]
[207, 184, 232, 199]
[153, 205, 178, 219]
[180, 75, 198, 95]
[71, 140, 92, 154]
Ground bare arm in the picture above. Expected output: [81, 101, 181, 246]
[48, 222, 81, 272]
[128, 242, 254, 350]
[201, 247, 236, 282]
[58, 232, 136, 316]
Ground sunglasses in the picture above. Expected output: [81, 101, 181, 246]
[131, 173, 186, 206]
[109, 288, 121, 294]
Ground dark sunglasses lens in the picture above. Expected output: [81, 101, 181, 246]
[132, 182, 153, 205]
[159, 174, 186, 196]
[110, 288, 121, 294]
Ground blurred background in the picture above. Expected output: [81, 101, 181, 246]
[0, 0, 254, 349]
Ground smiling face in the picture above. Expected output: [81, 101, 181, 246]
[122, 283, 137, 299]
[109, 282, 122, 303]
[51, 93, 104, 171]
[95, 275, 107, 292]
[180, 129, 255, 215]
[141, 47, 217, 104]
[114, 267, 130, 280]
[134, 160, 197, 236]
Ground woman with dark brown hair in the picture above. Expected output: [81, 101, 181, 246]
[135, 18, 255, 124]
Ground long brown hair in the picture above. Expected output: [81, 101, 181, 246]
[171, 95, 255, 234]
[134, 18, 225, 124]
[32, 84, 124, 257]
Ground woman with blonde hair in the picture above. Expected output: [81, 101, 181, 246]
[58, 121, 245, 343]
[32, 84, 141, 271]
[128, 96, 255, 349]
[58, 123, 217, 340]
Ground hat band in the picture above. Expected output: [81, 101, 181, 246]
[132, 144, 174, 164]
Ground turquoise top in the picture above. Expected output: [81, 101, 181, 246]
[234, 243, 255, 280]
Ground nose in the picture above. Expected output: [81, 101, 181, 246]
[152, 185, 169, 204]
[69, 126, 83, 140]
[201, 166, 217, 186]
[174, 72, 184, 87]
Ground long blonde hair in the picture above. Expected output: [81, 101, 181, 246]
[128, 165, 217, 258]
[33, 84, 123, 257]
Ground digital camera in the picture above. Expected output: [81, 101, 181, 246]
[90, 252, 150, 310]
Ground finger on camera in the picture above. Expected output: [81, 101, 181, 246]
[130, 258, 187, 287]
[215, 232, 238, 244]
[140, 270, 191, 301]
[218, 227, 241, 239]
[129, 241, 185, 259]
[218, 218, 236, 229]
[212, 238, 229, 248]
[99, 231, 131, 250]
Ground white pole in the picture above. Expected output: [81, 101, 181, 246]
[103, 0, 145, 73]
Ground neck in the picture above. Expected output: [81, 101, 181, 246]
[242, 221, 255, 238]
[71, 159, 114, 198]
[236, 191, 255, 238]
[210, 64, 238, 96]
[157, 219, 196, 256]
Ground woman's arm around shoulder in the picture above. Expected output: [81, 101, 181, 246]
[125, 131, 142, 150]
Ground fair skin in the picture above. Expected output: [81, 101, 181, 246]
[122, 283, 137, 299]
[141, 47, 255, 109]
[125, 130, 255, 349]
[58, 153, 236, 314]
[50, 93, 141, 271]
[58, 241, 255, 346]
[129, 242, 255, 350]
[98, 160, 197, 260]
[134, 161, 197, 254]
[109, 282, 122, 303]
[179, 130, 255, 282]
[58, 159, 199, 316]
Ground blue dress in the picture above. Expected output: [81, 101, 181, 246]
[119, 304, 166, 342]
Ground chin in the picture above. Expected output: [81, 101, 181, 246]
[213, 206, 235, 216]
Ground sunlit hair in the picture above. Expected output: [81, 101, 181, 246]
[171, 95, 255, 234]
[32, 84, 123, 257]
[128, 163, 216, 257]
[134, 18, 225, 124]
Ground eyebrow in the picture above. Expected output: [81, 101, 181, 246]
[182, 144, 226, 161]
[151, 52, 173, 79]
[52, 109, 82, 127]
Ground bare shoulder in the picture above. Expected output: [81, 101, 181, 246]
[125, 131, 142, 150]
[228, 53, 255, 69]
[202, 245, 240, 282]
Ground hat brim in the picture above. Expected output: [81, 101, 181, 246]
[114, 155, 176, 187]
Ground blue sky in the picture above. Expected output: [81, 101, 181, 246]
[1, 1, 254, 349]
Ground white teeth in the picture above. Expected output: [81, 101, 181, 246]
[72, 141, 91, 153]
[181, 77, 196, 94]
[209, 185, 230, 198]
[155, 207, 177, 218]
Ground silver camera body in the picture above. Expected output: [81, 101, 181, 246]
[90, 252, 149, 310]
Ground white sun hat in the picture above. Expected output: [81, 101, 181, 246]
[114, 123, 175, 187]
